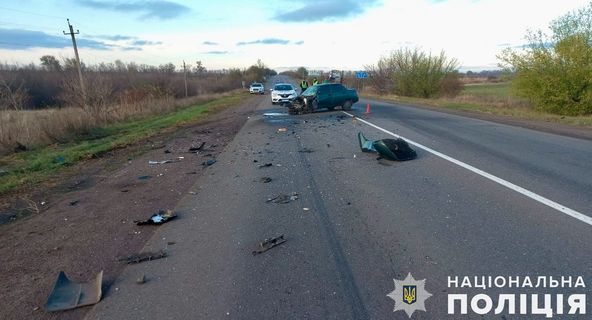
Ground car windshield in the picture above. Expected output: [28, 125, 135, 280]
[251, 83, 262, 87]
[274, 84, 293, 91]
[302, 86, 317, 95]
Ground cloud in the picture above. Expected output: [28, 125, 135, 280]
[0, 28, 111, 50]
[236, 38, 294, 46]
[202, 41, 218, 45]
[203, 50, 229, 54]
[78, 0, 190, 20]
[131, 39, 162, 46]
[90, 34, 137, 41]
[274, 0, 379, 22]
[294, 40, 304, 45]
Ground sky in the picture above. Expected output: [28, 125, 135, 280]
[0, 0, 590, 72]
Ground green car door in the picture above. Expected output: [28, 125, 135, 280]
[315, 85, 334, 109]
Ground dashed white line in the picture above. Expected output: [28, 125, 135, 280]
[342, 111, 592, 227]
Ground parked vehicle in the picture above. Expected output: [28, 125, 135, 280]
[289, 83, 358, 114]
[271, 83, 297, 105]
[249, 83, 265, 94]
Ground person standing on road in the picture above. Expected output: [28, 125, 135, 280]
[312, 78, 319, 86]
[299, 79, 309, 93]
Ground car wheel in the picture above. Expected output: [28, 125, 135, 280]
[327, 106, 335, 111]
[342, 100, 353, 111]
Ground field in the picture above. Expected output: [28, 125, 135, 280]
[365, 82, 592, 128]
[0, 92, 246, 194]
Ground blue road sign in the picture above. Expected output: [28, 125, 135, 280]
[356, 71, 368, 79]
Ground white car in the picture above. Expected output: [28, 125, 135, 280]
[249, 83, 265, 94]
[271, 83, 297, 105]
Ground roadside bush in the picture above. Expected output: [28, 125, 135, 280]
[366, 48, 461, 98]
[498, 2, 592, 115]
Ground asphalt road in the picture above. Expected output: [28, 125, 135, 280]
[86, 80, 592, 319]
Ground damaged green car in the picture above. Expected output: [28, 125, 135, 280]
[288, 83, 359, 115]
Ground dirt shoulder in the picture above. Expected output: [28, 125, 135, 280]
[364, 96, 592, 141]
[0, 95, 261, 320]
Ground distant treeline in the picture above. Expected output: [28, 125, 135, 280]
[0, 57, 277, 110]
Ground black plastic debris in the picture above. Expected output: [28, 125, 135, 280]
[266, 192, 299, 204]
[14, 141, 28, 153]
[189, 142, 206, 153]
[298, 148, 314, 153]
[138, 175, 152, 180]
[258, 163, 273, 168]
[118, 250, 167, 264]
[358, 132, 417, 161]
[69, 200, 79, 206]
[135, 210, 177, 226]
[260, 177, 272, 183]
[252, 235, 286, 255]
[202, 159, 216, 166]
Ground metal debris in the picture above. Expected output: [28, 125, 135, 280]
[148, 160, 176, 165]
[44, 271, 103, 312]
[266, 192, 299, 204]
[134, 210, 177, 226]
[119, 250, 167, 264]
[252, 235, 286, 255]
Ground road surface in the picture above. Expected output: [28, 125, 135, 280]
[86, 80, 592, 319]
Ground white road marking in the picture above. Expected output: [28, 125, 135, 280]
[343, 111, 592, 226]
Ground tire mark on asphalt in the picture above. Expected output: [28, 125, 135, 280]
[295, 136, 370, 320]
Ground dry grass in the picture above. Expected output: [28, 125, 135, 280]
[0, 91, 238, 154]
[362, 82, 592, 128]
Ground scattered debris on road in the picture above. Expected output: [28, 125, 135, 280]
[44, 271, 103, 312]
[358, 132, 417, 161]
[148, 160, 177, 165]
[202, 159, 216, 167]
[298, 148, 314, 153]
[258, 163, 273, 168]
[119, 250, 167, 264]
[267, 192, 299, 204]
[136, 274, 146, 284]
[259, 177, 272, 183]
[134, 209, 177, 226]
[252, 235, 286, 255]
[277, 128, 288, 133]
[138, 175, 152, 180]
[69, 200, 79, 206]
[188, 142, 206, 153]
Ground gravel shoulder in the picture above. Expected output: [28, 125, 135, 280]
[0, 95, 261, 320]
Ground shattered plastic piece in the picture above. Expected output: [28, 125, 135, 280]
[119, 250, 167, 264]
[44, 271, 103, 312]
[69, 200, 79, 206]
[252, 235, 286, 255]
[135, 210, 177, 225]
[298, 148, 314, 153]
[202, 159, 216, 166]
[258, 163, 273, 168]
[358, 132, 417, 161]
[138, 175, 152, 180]
[277, 128, 288, 133]
[260, 177, 272, 183]
[189, 142, 206, 152]
[148, 160, 175, 165]
[267, 192, 299, 204]
[136, 274, 146, 284]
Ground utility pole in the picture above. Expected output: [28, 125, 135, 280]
[183, 60, 188, 98]
[63, 19, 86, 105]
